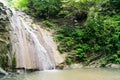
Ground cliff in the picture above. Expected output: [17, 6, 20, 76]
[0, 2, 12, 70]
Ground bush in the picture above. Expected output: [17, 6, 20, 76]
[10, 0, 62, 18]
[42, 20, 55, 29]
[110, 0, 120, 9]
[10, 0, 29, 10]
[56, 9, 120, 64]
[27, 0, 62, 18]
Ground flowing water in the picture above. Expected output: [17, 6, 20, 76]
[9, 9, 63, 70]
[0, 68, 120, 80]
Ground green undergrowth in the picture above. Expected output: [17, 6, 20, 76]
[55, 0, 120, 65]
[55, 15, 120, 65]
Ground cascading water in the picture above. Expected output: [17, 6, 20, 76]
[9, 9, 64, 70]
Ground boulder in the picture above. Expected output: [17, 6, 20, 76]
[110, 64, 120, 68]
[0, 67, 8, 75]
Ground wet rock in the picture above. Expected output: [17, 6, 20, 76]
[17, 70, 25, 74]
[105, 63, 120, 68]
[56, 63, 65, 69]
[0, 2, 12, 70]
[105, 63, 112, 68]
[0, 67, 8, 75]
[0, 3, 8, 20]
[110, 64, 120, 68]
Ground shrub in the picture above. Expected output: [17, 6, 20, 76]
[10, 0, 62, 18]
[42, 20, 55, 29]
[56, 9, 120, 64]
[110, 0, 120, 9]
[27, 0, 62, 18]
[10, 0, 29, 10]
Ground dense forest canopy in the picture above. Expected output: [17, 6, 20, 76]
[8, 0, 120, 66]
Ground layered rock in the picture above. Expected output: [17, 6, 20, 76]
[0, 2, 11, 70]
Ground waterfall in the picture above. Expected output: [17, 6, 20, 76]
[9, 9, 64, 70]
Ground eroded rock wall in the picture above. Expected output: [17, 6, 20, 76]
[0, 2, 12, 70]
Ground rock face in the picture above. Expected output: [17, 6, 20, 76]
[0, 2, 12, 70]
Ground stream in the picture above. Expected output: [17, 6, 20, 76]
[0, 68, 120, 80]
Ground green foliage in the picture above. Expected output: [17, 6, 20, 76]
[66, 57, 74, 65]
[56, 27, 88, 62]
[55, 0, 120, 65]
[100, 0, 120, 16]
[10, 0, 29, 10]
[110, 0, 120, 9]
[75, 48, 87, 61]
[27, 0, 62, 18]
[58, 0, 94, 26]
[100, 60, 107, 67]
[109, 51, 120, 64]
[12, 54, 16, 69]
[10, 0, 62, 18]
[43, 20, 55, 29]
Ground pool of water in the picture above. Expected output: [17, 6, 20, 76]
[1, 68, 120, 80]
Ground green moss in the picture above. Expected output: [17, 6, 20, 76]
[12, 54, 16, 69]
